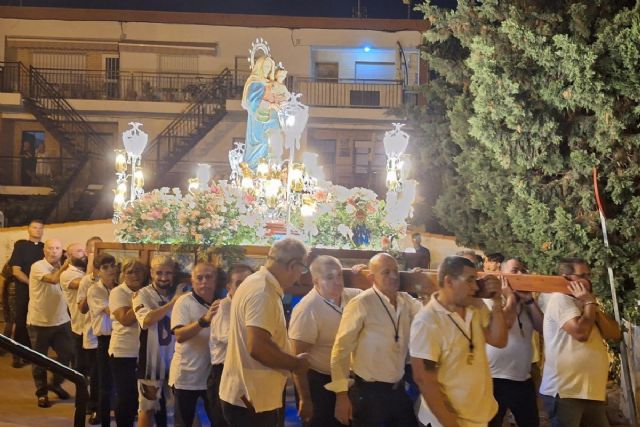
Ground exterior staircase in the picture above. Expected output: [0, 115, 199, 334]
[143, 68, 235, 187]
[1, 62, 108, 223]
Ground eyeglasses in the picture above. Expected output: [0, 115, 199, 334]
[291, 259, 309, 275]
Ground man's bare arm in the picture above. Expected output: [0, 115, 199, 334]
[11, 266, 29, 285]
[410, 357, 460, 427]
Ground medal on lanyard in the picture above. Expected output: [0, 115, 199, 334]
[448, 314, 475, 365]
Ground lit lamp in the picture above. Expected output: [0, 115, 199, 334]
[112, 122, 149, 223]
[264, 177, 282, 208]
[300, 194, 316, 217]
[188, 163, 212, 194]
[383, 123, 410, 193]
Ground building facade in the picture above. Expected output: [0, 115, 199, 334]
[0, 6, 426, 225]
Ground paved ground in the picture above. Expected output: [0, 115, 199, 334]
[0, 348, 302, 427]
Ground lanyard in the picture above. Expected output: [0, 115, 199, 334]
[151, 284, 169, 306]
[447, 313, 474, 356]
[373, 288, 400, 343]
[323, 299, 343, 316]
[191, 290, 211, 309]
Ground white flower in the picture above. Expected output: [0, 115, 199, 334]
[333, 185, 351, 203]
[337, 224, 353, 239]
[345, 204, 356, 214]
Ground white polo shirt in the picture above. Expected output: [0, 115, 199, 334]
[60, 265, 87, 335]
[410, 293, 497, 426]
[210, 295, 231, 365]
[326, 286, 422, 393]
[77, 274, 99, 349]
[219, 266, 290, 413]
[27, 259, 71, 327]
[87, 280, 112, 336]
[485, 299, 534, 381]
[540, 293, 609, 401]
[108, 283, 140, 358]
[169, 292, 211, 390]
[134, 284, 176, 381]
[289, 287, 361, 375]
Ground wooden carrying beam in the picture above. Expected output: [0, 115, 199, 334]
[329, 269, 572, 297]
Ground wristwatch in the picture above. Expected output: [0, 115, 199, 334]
[197, 316, 211, 328]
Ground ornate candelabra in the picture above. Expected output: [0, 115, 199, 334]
[113, 122, 148, 223]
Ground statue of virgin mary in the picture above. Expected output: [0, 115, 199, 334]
[241, 55, 281, 170]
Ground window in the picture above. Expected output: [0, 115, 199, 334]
[354, 62, 395, 81]
[32, 52, 86, 70]
[315, 62, 339, 80]
[158, 55, 198, 74]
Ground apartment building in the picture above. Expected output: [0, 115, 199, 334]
[0, 6, 426, 226]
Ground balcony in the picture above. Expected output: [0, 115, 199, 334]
[0, 63, 416, 109]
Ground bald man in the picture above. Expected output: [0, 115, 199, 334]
[327, 253, 421, 427]
[28, 238, 74, 408]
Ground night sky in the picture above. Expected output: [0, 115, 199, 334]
[0, 0, 457, 19]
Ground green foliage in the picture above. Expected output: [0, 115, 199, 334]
[407, 0, 640, 320]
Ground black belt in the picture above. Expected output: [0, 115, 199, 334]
[354, 375, 404, 391]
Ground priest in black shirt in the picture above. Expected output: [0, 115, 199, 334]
[8, 219, 44, 368]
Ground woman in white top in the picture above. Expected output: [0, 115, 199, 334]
[109, 258, 146, 427]
[87, 253, 117, 427]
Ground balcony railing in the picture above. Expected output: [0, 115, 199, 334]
[0, 63, 414, 108]
[0, 155, 82, 187]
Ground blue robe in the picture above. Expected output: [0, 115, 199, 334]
[242, 81, 281, 170]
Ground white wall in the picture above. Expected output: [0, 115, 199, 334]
[0, 18, 421, 77]
[311, 47, 398, 80]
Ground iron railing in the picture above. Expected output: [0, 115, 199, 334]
[0, 155, 81, 187]
[0, 334, 88, 427]
[1, 63, 413, 108]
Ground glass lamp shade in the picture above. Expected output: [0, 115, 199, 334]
[264, 178, 282, 208]
[134, 169, 144, 188]
[113, 193, 125, 211]
[122, 122, 149, 157]
[256, 158, 270, 178]
[383, 123, 409, 158]
[241, 176, 254, 191]
[116, 182, 127, 195]
[115, 150, 127, 173]
[300, 195, 316, 217]
[289, 164, 305, 192]
[188, 178, 200, 194]
[196, 164, 211, 189]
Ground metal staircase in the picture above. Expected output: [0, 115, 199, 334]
[2, 62, 109, 223]
[143, 68, 235, 186]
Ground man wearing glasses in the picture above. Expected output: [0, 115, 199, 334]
[540, 257, 621, 427]
[219, 237, 311, 427]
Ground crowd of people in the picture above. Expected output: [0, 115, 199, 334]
[0, 220, 622, 427]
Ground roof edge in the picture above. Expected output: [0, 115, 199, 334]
[0, 6, 427, 32]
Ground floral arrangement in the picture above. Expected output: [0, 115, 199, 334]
[117, 183, 408, 250]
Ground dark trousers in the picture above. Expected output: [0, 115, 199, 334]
[110, 356, 138, 427]
[349, 376, 418, 427]
[28, 322, 73, 397]
[221, 400, 279, 427]
[174, 388, 213, 427]
[307, 370, 344, 427]
[73, 333, 98, 411]
[206, 363, 228, 427]
[14, 282, 31, 353]
[541, 394, 610, 427]
[96, 336, 113, 427]
[489, 378, 539, 427]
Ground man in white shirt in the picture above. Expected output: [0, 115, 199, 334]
[207, 263, 254, 427]
[59, 243, 88, 370]
[327, 252, 421, 427]
[410, 255, 507, 427]
[27, 238, 74, 408]
[540, 257, 621, 427]
[487, 258, 543, 427]
[219, 237, 310, 427]
[170, 262, 221, 427]
[134, 255, 186, 427]
[289, 255, 361, 426]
